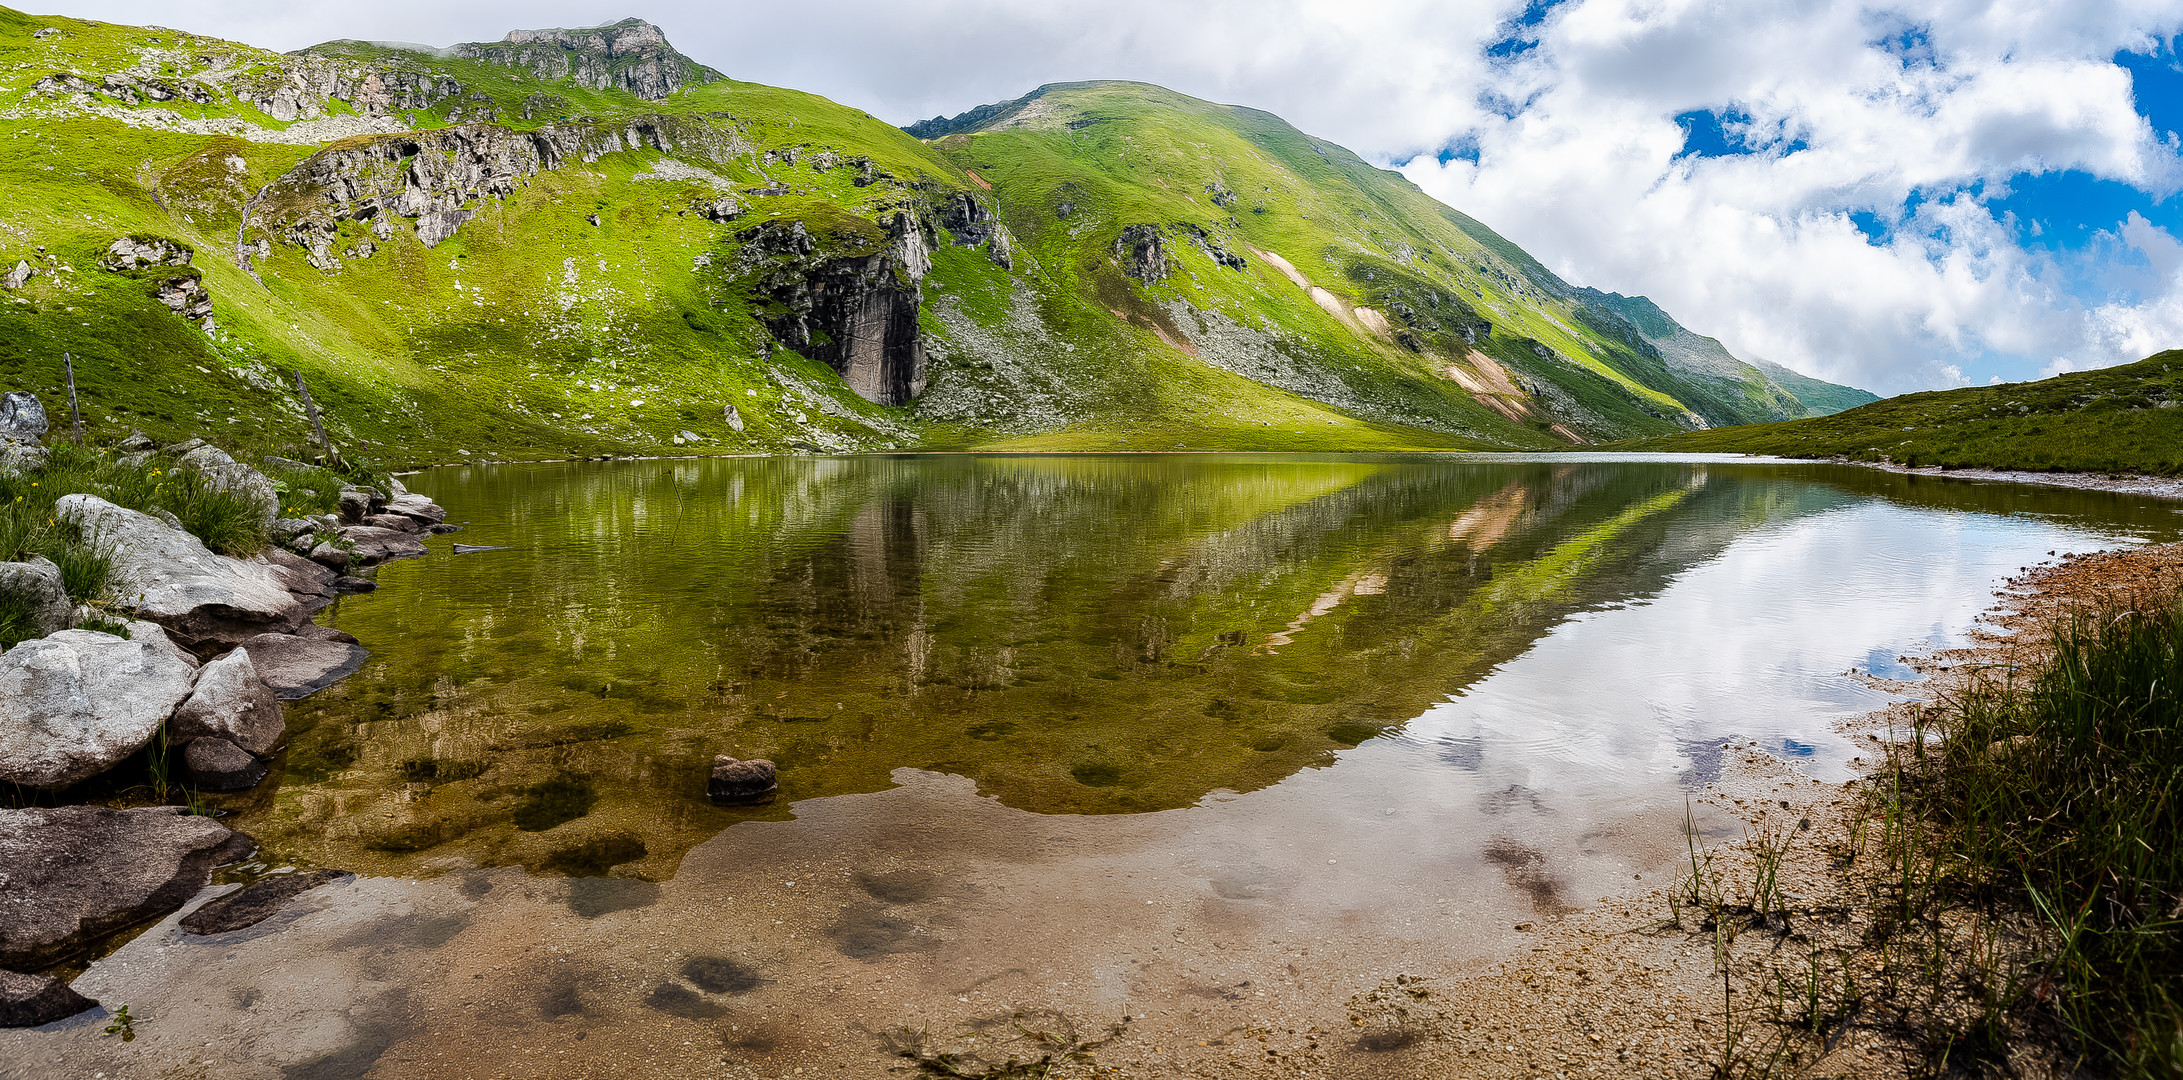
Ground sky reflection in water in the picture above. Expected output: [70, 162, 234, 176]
[264, 455, 2183, 881]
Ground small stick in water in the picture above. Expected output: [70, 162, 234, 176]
[451, 544, 512, 554]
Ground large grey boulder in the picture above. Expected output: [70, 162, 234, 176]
[0, 805, 254, 969]
[0, 556, 72, 639]
[239, 632, 369, 699]
[0, 969, 97, 1027]
[0, 629, 197, 789]
[53, 494, 307, 648]
[169, 647, 284, 754]
[175, 444, 280, 529]
[0, 390, 46, 476]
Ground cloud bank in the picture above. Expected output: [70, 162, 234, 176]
[52, 0, 2183, 392]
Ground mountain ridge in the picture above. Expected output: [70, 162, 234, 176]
[0, 9, 1873, 462]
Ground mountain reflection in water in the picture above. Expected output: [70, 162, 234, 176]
[254, 455, 2182, 880]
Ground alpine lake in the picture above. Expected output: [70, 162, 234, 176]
[14, 453, 2183, 1080]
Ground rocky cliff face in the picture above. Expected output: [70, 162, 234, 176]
[246, 116, 753, 268]
[733, 214, 934, 407]
[448, 19, 721, 101]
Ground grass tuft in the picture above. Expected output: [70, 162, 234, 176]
[1923, 593, 2183, 1074]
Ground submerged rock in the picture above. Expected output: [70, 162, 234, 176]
[0, 629, 197, 789]
[0, 805, 255, 969]
[238, 632, 369, 699]
[0, 556, 72, 639]
[181, 736, 266, 791]
[179, 869, 349, 935]
[0, 969, 96, 1028]
[708, 756, 778, 804]
[53, 495, 308, 648]
[169, 648, 285, 755]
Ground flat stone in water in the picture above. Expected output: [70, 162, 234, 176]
[239, 633, 369, 700]
[180, 869, 349, 935]
[0, 969, 96, 1028]
[0, 806, 254, 969]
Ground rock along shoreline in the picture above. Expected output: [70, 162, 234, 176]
[0, 389, 450, 1027]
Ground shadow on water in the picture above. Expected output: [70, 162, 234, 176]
[249, 454, 2182, 881]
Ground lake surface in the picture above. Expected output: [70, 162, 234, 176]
[256, 454, 2182, 883]
[18, 454, 2181, 1080]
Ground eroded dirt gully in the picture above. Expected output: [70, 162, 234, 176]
[7, 541, 2178, 1080]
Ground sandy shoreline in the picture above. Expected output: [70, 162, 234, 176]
[1353, 537, 2183, 1080]
[1843, 459, 2183, 502]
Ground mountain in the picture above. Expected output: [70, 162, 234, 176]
[1620, 350, 2183, 475]
[0, 10, 1872, 461]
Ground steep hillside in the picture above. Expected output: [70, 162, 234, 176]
[0, 10, 1869, 462]
[1621, 351, 2183, 475]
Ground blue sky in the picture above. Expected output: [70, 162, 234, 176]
[64, 0, 2183, 395]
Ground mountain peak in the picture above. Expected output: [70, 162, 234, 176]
[449, 17, 720, 100]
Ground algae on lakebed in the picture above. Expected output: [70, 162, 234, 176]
[246, 454, 2183, 880]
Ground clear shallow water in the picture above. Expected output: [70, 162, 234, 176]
[246, 454, 2180, 881]
[16, 455, 2183, 1080]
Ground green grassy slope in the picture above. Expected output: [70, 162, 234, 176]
[0, 12, 1869, 462]
[914, 81, 1872, 448]
[1618, 351, 2183, 474]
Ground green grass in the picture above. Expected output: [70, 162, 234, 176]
[1916, 592, 2183, 1073]
[1619, 350, 2183, 475]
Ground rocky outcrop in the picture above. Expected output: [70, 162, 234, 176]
[168, 647, 285, 754]
[0, 557, 72, 639]
[248, 116, 752, 266]
[1174, 223, 1247, 270]
[0, 805, 254, 969]
[98, 235, 192, 272]
[97, 236, 213, 324]
[936, 191, 1015, 269]
[0, 629, 198, 789]
[1115, 224, 1170, 282]
[0, 390, 47, 476]
[53, 495, 310, 648]
[737, 214, 931, 406]
[449, 19, 723, 101]
[1114, 224, 1241, 282]
[0, 969, 96, 1028]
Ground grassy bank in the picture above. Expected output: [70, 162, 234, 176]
[1901, 590, 2183, 1073]
[0, 441, 356, 647]
[1616, 350, 2183, 475]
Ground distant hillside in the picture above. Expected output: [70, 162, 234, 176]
[1574, 289, 1874, 421]
[1751, 358, 1881, 417]
[0, 9, 1869, 461]
[1619, 351, 2183, 475]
